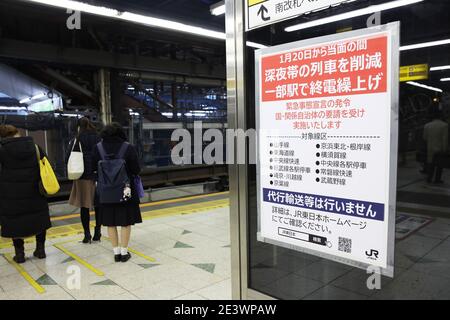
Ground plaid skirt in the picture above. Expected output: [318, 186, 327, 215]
[69, 179, 96, 209]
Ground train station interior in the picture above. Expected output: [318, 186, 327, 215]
[1, 0, 450, 300]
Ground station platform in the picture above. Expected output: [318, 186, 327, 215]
[0, 192, 231, 300]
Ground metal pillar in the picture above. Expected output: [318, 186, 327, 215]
[226, 0, 248, 300]
[99, 68, 112, 125]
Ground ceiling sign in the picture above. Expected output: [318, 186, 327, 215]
[246, 0, 351, 31]
[399, 64, 429, 82]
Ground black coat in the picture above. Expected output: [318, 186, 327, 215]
[67, 131, 101, 180]
[92, 136, 142, 205]
[0, 137, 51, 238]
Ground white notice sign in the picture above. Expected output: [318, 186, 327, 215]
[246, 0, 350, 31]
[256, 24, 399, 276]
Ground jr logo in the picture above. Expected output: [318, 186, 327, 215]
[366, 249, 380, 260]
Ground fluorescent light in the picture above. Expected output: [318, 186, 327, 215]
[210, 1, 225, 16]
[118, 12, 225, 40]
[407, 81, 443, 93]
[22, 0, 267, 48]
[285, 0, 424, 32]
[246, 41, 267, 49]
[400, 39, 450, 51]
[0, 106, 27, 111]
[431, 65, 450, 71]
[23, 0, 224, 40]
[26, 0, 119, 17]
[19, 93, 47, 104]
[441, 78, 450, 82]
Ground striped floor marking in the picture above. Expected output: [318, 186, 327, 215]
[3, 253, 46, 294]
[53, 243, 104, 276]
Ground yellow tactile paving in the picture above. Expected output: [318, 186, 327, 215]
[3, 253, 46, 294]
[0, 197, 230, 249]
[53, 243, 105, 276]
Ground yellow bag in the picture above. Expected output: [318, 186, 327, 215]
[35, 145, 60, 196]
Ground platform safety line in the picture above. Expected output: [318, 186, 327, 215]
[0, 198, 230, 249]
[102, 237, 157, 263]
[50, 191, 229, 222]
[141, 199, 230, 221]
[3, 253, 46, 294]
[53, 244, 104, 276]
[127, 247, 157, 263]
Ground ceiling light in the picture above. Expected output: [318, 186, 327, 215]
[400, 39, 450, 51]
[22, 0, 267, 48]
[441, 78, 450, 82]
[285, 0, 423, 32]
[25, 0, 119, 17]
[210, 1, 225, 16]
[0, 106, 28, 111]
[23, 0, 225, 40]
[19, 93, 47, 104]
[406, 81, 443, 93]
[430, 65, 450, 71]
[246, 41, 267, 49]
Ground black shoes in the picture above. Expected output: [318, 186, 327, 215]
[13, 243, 25, 264]
[13, 252, 26, 264]
[114, 252, 132, 263]
[121, 252, 131, 263]
[33, 242, 46, 259]
[92, 227, 102, 242]
[82, 234, 92, 244]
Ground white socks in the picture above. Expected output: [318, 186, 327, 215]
[113, 247, 128, 255]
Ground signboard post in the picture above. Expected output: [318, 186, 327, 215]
[256, 23, 400, 276]
[246, 0, 351, 31]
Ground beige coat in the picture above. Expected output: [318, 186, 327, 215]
[423, 119, 449, 163]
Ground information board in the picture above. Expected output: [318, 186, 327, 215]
[256, 23, 399, 276]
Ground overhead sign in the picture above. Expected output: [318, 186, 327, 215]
[399, 64, 429, 82]
[255, 23, 399, 276]
[246, 0, 350, 31]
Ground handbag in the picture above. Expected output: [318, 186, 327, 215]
[35, 145, 60, 196]
[67, 140, 84, 180]
[134, 175, 145, 198]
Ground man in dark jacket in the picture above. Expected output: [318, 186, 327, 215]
[0, 125, 51, 263]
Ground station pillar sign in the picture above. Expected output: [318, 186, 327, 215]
[246, 0, 350, 31]
[255, 23, 400, 276]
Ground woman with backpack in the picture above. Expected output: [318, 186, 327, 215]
[93, 123, 142, 262]
[0, 125, 51, 263]
[67, 117, 102, 243]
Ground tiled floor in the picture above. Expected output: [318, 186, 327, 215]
[0, 205, 231, 300]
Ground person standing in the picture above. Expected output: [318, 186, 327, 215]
[423, 106, 449, 183]
[67, 117, 102, 243]
[0, 125, 51, 263]
[93, 123, 142, 262]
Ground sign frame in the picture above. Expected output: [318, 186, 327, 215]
[255, 22, 400, 277]
[246, 0, 351, 31]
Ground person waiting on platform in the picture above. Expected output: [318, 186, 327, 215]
[0, 125, 51, 263]
[67, 117, 102, 243]
[423, 104, 449, 184]
[93, 123, 142, 262]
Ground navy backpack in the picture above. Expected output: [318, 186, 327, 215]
[96, 142, 130, 204]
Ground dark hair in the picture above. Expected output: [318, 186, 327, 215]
[0, 125, 19, 138]
[100, 122, 127, 140]
[77, 117, 96, 137]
